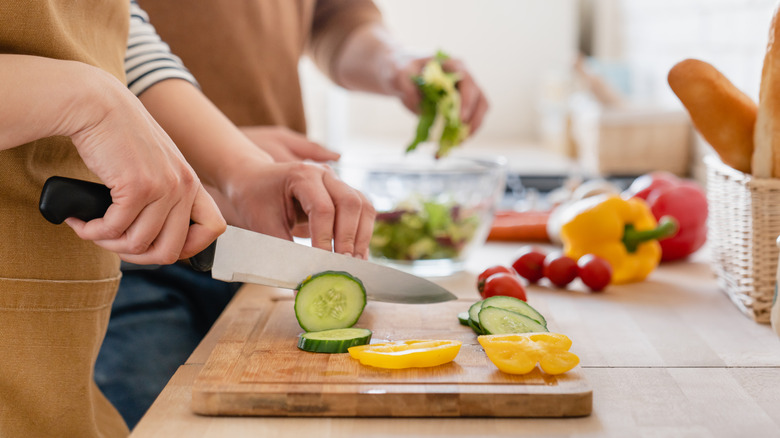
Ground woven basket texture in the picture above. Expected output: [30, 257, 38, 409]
[705, 155, 780, 323]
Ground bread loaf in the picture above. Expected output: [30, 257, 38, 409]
[754, 5, 780, 178]
[668, 58, 756, 174]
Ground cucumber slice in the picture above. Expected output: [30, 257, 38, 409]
[480, 296, 547, 327]
[478, 306, 549, 335]
[298, 328, 372, 353]
[468, 300, 486, 334]
[457, 311, 471, 326]
[294, 271, 367, 332]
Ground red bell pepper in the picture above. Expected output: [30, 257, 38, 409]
[623, 171, 708, 262]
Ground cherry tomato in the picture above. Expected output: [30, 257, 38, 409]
[577, 254, 612, 292]
[477, 265, 515, 297]
[512, 246, 547, 284]
[543, 252, 579, 288]
[482, 272, 527, 301]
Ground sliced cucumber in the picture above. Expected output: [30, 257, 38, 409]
[298, 328, 372, 353]
[294, 271, 367, 332]
[478, 306, 549, 335]
[480, 296, 547, 327]
[457, 311, 471, 326]
[468, 300, 486, 334]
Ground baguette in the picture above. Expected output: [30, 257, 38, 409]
[668, 58, 756, 174]
[754, 4, 780, 178]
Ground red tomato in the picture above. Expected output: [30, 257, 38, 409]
[577, 254, 612, 292]
[543, 252, 579, 288]
[477, 265, 515, 297]
[512, 246, 547, 284]
[482, 272, 527, 301]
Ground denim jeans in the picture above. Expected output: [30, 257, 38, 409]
[94, 263, 241, 429]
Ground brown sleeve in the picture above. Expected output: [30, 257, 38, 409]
[308, 0, 383, 81]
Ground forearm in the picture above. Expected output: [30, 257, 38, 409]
[0, 55, 118, 150]
[137, 78, 272, 192]
[332, 23, 412, 96]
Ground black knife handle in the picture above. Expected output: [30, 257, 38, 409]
[39, 176, 215, 271]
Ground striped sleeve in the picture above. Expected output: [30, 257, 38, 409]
[126, 0, 199, 96]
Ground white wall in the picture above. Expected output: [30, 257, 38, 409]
[615, 0, 777, 107]
[300, 0, 579, 152]
[301, 0, 779, 162]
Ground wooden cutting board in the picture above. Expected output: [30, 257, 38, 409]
[191, 296, 592, 417]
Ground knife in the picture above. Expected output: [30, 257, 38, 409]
[38, 176, 456, 304]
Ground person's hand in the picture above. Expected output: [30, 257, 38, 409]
[220, 157, 375, 259]
[64, 65, 225, 265]
[240, 126, 340, 163]
[392, 54, 489, 134]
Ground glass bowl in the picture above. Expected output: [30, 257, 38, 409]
[334, 153, 507, 277]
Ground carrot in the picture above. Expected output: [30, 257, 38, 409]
[488, 210, 551, 242]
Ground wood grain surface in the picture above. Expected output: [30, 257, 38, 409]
[131, 243, 780, 437]
[191, 299, 592, 417]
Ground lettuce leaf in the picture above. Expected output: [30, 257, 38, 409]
[406, 52, 469, 159]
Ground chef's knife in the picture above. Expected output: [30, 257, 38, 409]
[38, 176, 457, 304]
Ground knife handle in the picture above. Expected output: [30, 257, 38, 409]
[39, 176, 215, 272]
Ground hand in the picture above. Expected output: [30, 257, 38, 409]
[392, 54, 489, 134]
[240, 126, 340, 163]
[64, 66, 225, 264]
[222, 158, 375, 259]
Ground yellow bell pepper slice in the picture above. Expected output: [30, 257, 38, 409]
[348, 339, 462, 369]
[478, 333, 579, 375]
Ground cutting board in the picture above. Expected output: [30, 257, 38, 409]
[191, 297, 592, 417]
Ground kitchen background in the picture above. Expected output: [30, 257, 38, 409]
[298, 0, 778, 181]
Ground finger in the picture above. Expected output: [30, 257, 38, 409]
[68, 194, 171, 256]
[106, 198, 190, 265]
[457, 77, 481, 125]
[264, 144, 299, 163]
[468, 93, 490, 134]
[66, 193, 143, 243]
[322, 171, 364, 256]
[400, 78, 422, 114]
[178, 186, 226, 259]
[285, 137, 341, 162]
[441, 58, 483, 125]
[352, 193, 376, 260]
[288, 166, 335, 252]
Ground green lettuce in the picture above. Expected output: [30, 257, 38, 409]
[406, 51, 470, 159]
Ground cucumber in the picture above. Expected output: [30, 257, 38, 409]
[294, 271, 367, 332]
[478, 306, 549, 335]
[468, 300, 486, 334]
[480, 296, 547, 327]
[297, 328, 372, 353]
[457, 311, 471, 326]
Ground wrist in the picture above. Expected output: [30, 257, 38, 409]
[58, 61, 130, 139]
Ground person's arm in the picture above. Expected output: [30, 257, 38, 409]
[0, 54, 225, 264]
[127, 1, 340, 166]
[138, 79, 375, 258]
[336, 24, 489, 134]
[128, 1, 374, 257]
[308, 1, 489, 134]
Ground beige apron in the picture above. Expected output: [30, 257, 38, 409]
[0, 2, 131, 437]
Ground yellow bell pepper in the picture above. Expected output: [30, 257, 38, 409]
[348, 340, 462, 369]
[478, 333, 579, 375]
[557, 195, 677, 284]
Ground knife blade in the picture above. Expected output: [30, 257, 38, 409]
[38, 176, 457, 304]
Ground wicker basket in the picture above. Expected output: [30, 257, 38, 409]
[705, 155, 780, 323]
[572, 106, 691, 176]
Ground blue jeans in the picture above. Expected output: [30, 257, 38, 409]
[94, 263, 241, 429]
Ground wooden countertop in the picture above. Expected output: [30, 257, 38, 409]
[130, 243, 780, 437]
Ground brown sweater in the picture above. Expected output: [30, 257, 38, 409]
[137, 0, 382, 133]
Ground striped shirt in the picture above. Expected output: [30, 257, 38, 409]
[126, 0, 198, 96]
